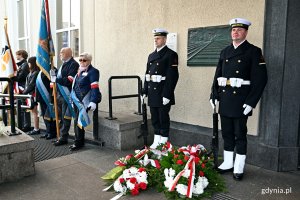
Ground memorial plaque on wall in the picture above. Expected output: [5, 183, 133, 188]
[187, 25, 231, 66]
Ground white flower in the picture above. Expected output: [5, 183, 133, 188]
[113, 166, 148, 195]
[113, 177, 127, 193]
[169, 168, 176, 177]
[192, 176, 209, 195]
[176, 184, 188, 196]
[126, 181, 135, 190]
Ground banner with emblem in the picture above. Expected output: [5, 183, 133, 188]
[0, 18, 17, 93]
[36, 0, 55, 79]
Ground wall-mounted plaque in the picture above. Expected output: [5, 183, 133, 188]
[187, 25, 231, 66]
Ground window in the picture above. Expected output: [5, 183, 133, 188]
[17, 0, 30, 51]
[56, 0, 80, 67]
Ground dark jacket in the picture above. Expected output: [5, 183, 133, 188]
[15, 59, 30, 91]
[23, 71, 39, 95]
[56, 57, 79, 91]
[143, 46, 179, 107]
[210, 40, 268, 117]
[73, 65, 101, 103]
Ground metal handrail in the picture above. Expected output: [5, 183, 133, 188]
[106, 75, 142, 120]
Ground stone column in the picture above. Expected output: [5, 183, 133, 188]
[247, 0, 300, 171]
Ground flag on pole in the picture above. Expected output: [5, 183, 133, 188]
[36, 0, 55, 79]
[36, 0, 55, 117]
[0, 17, 17, 93]
[36, 0, 60, 139]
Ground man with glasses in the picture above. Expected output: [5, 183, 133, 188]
[69, 52, 101, 151]
[210, 18, 268, 180]
[53, 47, 79, 146]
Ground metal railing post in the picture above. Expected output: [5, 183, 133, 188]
[1, 98, 7, 126]
[93, 103, 99, 140]
[8, 79, 16, 134]
[106, 76, 142, 120]
[16, 99, 22, 130]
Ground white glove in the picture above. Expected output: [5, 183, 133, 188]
[50, 69, 56, 82]
[230, 78, 243, 87]
[209, 99, 219, 109]
[140, 94, 146, 102]
[87, 102, 97, 112]
[217, 77, 227, 86]
[243, 104, 252, 115]
[162, 97, 170, 105]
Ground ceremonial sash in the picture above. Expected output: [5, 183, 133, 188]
[56, 65, 75, 119]
[71, 74, 91, 129]
[36, 71, 55, 119]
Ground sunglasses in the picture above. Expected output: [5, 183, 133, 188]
[79, 59, 88, 62]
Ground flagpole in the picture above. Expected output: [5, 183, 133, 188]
[4, 17, 17, 72]
[44, 0, 60, 139]
[51, 58, 60, 139]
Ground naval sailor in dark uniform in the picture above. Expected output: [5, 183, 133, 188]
[142, 28, 179, 149]
[210, 18, 268, 180]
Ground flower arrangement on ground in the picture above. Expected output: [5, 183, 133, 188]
[102, 142, 225, 200]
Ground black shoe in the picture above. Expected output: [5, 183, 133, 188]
[28, 130, 41, 135]
[40, 134, 48, 138]
[46, 135, 56, 140]
[216, 167, 233, 174]
[233, 173, 244, 181]
[53, 140, 68, 146]
[69, 144, 83, 151]
[22, 127, 32, 132]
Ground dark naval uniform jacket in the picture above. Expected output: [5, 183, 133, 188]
[73, 65, 101, 103]
[143, 46, 179, 107]
[211, 40, 267, 118]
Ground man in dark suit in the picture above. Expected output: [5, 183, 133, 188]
[142, 28, 179, 149]
[210, 18, 268, 180]
[53, 47, 79, 146]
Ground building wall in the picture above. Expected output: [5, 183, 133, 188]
[91, 0, 265, 134]
[0, 0, 266, 134]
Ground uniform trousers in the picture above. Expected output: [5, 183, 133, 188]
[220, 116, 248, 155]
[39, 100, 56, 137]
[150, 105, 171, 137]
[57, 95, 71, 142]
[73, 105, 85, 146]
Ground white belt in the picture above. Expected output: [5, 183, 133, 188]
[145, 74, 166, 82]
[226, 79, 250, 86]
[217, 77, 250, 87]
